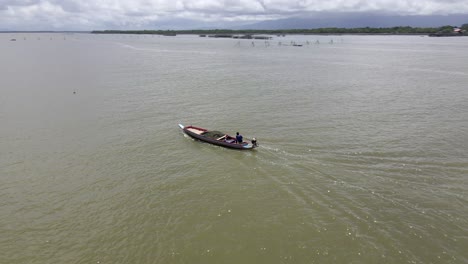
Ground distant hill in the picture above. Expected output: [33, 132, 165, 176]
[239, 13, 468, 29]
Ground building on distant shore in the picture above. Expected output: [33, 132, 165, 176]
[429, 26, 467, 37]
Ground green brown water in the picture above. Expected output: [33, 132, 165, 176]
[1, 33, 467, 263]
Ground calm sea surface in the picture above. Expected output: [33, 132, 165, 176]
[1, 33, 467, 263]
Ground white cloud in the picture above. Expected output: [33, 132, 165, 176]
[1, 0, 467, 30]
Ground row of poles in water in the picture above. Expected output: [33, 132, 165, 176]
[236, 39, 342, 47]
[9, 37, 68, 41]
[8, 35, 343, 46]
[8, 35, 163, 41]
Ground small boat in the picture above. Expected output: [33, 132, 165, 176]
[179, 124, 257, 150]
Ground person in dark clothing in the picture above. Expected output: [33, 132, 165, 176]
[236, 132, 243, 143]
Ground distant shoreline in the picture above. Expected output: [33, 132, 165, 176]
[91, 27, 467, 36]
[2, 26, 467, 37]
[91, 29, 437, 35]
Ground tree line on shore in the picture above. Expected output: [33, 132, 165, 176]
[92, 25, 468, 35]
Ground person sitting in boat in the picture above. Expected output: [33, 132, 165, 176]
[236, 132, 243, 144]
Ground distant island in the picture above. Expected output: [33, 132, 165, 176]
[92, 25, 468, 36]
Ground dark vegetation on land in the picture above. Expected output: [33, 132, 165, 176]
[92, 24, 468, 36]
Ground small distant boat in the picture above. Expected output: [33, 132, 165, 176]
[179, 124, 257, 150]
[10, 39, 16, 41]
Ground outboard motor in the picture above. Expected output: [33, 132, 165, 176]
[251, 138, 258, 147]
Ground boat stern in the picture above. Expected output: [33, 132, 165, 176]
[242, 143, 254, 149]
[243, 139, 258, 149]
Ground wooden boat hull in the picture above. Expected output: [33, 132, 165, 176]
[179, 124, 256, 150]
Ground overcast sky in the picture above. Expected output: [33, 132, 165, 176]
[1, 0, 467, 30]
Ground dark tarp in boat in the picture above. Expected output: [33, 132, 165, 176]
[201, 131, 225, 139]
